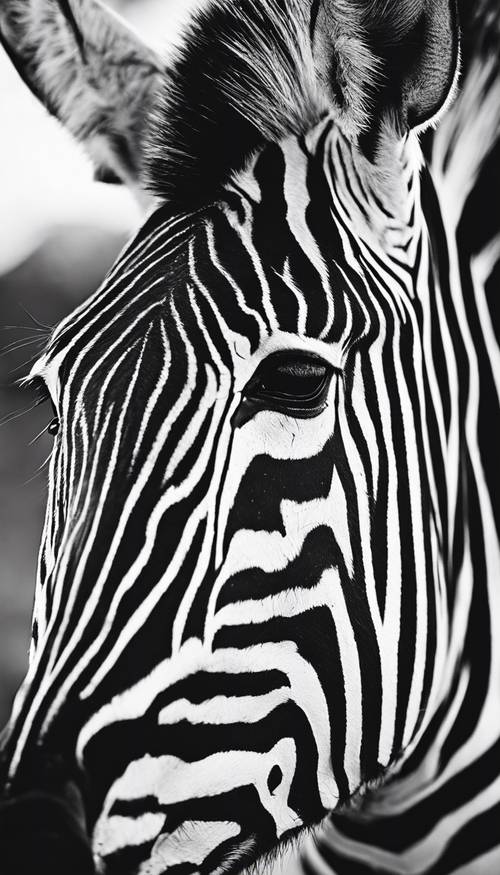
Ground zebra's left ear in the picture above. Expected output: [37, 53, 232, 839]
[0, 0, 163, 189]
[314, 0, 460, 144]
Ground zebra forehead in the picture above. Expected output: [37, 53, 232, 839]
[38, 133, 382, 382]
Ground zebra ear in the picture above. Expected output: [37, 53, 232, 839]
[314, 0, 459, 146]
[0, 0, 163, 189]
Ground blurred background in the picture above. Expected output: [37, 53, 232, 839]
[0, 0, 190, 727]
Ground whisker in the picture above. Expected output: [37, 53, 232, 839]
[10, 351, 50, 377]
[29, 423, 52, 445]
[0, 399, 46, 429]
[22, 452, 53, 487]
[0, 325, 49, 334]
[0, 336, 45, 358]
[18, 305, 53, 332]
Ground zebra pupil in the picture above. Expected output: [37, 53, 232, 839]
[253, 354, 331, 402]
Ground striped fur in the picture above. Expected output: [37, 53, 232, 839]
[295, 2, 500, 873]
[0, 1, 498, 874]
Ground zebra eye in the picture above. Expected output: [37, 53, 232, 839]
[28, 376, 59, 437]
[238, 351, 334, 423]
[253, 354, 330, 401]
[47, 416, 60, 436]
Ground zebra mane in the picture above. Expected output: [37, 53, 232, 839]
[144, 0, 441, 206]
[145, 0, 330, 206]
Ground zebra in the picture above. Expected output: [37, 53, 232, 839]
[0, 0, 498, 873]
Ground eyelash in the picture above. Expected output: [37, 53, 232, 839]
[27, 376, 52, 407]
[25, 376, 60, 437]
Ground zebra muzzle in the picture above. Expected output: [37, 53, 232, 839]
[0, 790, 95, 874]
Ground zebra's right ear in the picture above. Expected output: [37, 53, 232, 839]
[0, 0, 163, 189]
[313, 0, 460, 148]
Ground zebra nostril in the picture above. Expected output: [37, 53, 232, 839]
[267, 765, 283, 794]
[0, 791, 95, 874]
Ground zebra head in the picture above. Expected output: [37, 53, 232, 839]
[0, 1, 460, 873]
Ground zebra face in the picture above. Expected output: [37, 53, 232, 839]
[1, 123, 441, 873]
[0, 0, 462, 870]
